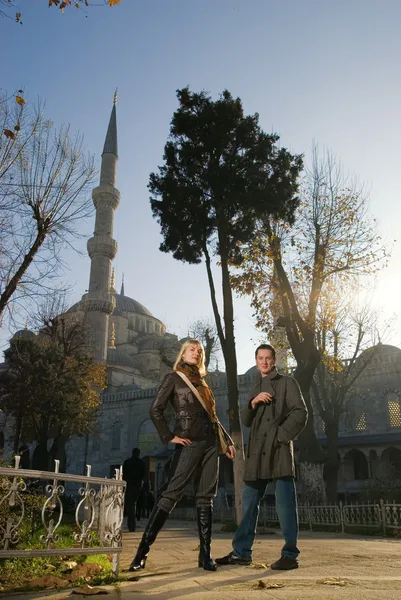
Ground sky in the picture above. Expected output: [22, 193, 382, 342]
[1, 0, 401, 374]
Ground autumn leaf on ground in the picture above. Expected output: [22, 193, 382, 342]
[251, 562, 268, 569]
[256, 580, 285, 589]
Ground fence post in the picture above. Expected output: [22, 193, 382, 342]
[380, 498, 386, 535]
[112, 548, 120, 576]
[339, 500, 344, 533]
[308, 505, 312, 532]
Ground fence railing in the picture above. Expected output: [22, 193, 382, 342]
[0, 457, 126, 574]
[173, 500, 401, 535]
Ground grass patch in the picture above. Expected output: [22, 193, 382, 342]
[0, 524, 120, 593]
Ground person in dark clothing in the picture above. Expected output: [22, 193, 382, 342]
[128, 339, 235, 573]
[123, 448, 146, 532]
[216, 344, 307, 571]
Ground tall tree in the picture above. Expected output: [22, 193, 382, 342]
[0, 92, 95, 325]
[149, 87, 303, 519]
[0, 314, 106, 471]
[232, 147, 387, 499]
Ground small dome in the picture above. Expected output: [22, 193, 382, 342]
[107, 348, 137, 367]
[12, 329, 36, 341]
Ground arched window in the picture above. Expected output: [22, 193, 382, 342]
[388, 392, 401, 427]
[344, 449, 369, 480]
[111, 421, 121, 450]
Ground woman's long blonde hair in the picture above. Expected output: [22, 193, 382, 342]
[173, 338, 207, 377]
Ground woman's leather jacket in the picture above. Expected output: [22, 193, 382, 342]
[149, 372, 214, 444]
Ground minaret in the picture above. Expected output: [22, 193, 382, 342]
[81, 93, 119, 362]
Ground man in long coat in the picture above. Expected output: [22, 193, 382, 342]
[216, 344, 307, 570]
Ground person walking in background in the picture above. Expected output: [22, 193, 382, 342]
[128, 339, 235, 572]
[216, 344, 307, 571]
[123, 447, 146, 532]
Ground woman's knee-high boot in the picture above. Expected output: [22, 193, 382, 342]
[197, 506, 217, 571]
[128, 506, 169, 571]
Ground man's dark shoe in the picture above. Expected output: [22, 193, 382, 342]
[270, 555, 298, 570]
[215, 551, 251, 566]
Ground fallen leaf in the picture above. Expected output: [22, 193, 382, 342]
[45, 564, 57, 571]
[71, 585, 109, 596]
[256, 579, 285, 589]
[193, 544, 200, 551]
[251, 562, 268, 569]
[29, 575, 68, 589]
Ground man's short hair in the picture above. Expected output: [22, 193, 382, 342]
[132, 448, 140, 457]
[255, 344, 276, 359]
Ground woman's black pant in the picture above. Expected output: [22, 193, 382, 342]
[157, 437, 218, 514]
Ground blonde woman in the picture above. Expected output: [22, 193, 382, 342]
[129, 339, 235, 572]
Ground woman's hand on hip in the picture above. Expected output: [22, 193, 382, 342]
[171, 436, 192, 446]
[225, 445, 235, 460]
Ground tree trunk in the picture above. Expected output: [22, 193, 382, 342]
[50, 432, 69, 472]
[294, 364, 324, 464]
[12, 412, 23, 456]
[0, 227, 46, 318]
[293, 352, 326, 503]
[221, 256, 244, 525]
[324, 422, 340, 503]
[204, 245, 244, 523]
[32, 441, 50, 471]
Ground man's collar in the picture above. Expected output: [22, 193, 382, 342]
[255, 367, 279, 382]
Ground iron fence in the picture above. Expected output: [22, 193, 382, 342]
[174, 499, 401, 535]
[0, 456, 126, 574]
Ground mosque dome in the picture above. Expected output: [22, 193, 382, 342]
[113, 293, 153, 317]
[12, 329, 36, 341]
[69, 293, 153, 318]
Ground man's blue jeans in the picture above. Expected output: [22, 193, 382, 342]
[232, 477, 299, 560]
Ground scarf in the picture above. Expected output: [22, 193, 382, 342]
[176, 362, 218, 423]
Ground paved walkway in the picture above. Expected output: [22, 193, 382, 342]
[8, 520, 401, 599]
